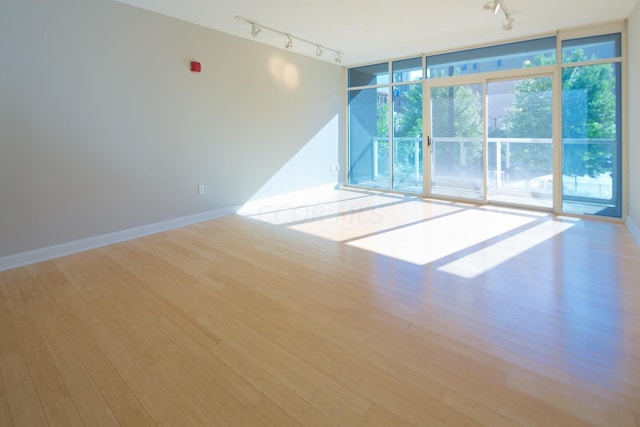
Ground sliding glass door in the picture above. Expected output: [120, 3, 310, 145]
[486, 77, 553, 208]
[429, 83, 484, 200]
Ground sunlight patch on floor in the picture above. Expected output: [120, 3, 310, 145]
[437, 219, 575, 278]
[239, 186, 573, 270]
[345, 207, 541, 265]
[288, 197, 463, 242]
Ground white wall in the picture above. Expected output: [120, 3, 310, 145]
[0, 0, 345, 258]
[629, 3, 640, 244]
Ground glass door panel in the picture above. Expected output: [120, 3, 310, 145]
[561, 63, 621, 217]
[392, 83, 423, 193]
[430, 84, 484, 200]
[487, 77, 553, 208]
[348, 87, 390, 189]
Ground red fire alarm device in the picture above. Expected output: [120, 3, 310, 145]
[190, 61, 201, 72]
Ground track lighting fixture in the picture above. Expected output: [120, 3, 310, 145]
[483, 0, 514, 31]
[234, 16, 344, 64]
[483, 0, 500, 14]
[251, 23, 261, 37]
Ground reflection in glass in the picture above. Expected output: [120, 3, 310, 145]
[487, 77, 553, 208]
[562, 33, 621, 64]
[393, 57, 423, 83]
[348, 63, 389, 87]
[427, 37, 556, 78]
[392, 83, 423, 193]
[562, 62, 621, 217]
[348, 88, 390, 189]
[430, 84, 484, 199]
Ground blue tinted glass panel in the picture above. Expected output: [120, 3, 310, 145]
[562, 33, 621, 63]
[348, 88, 391, 188]
[392, 57, 423, 83]
[561, 62, 622, 218]
[426, 37, 556, 78]
[348, 63, 389, 87]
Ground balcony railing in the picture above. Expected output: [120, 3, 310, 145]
[369, 137, 615, 201]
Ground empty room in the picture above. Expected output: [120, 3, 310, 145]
[1, 0, 640, 425]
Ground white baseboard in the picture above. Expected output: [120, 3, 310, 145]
[628, 216, 640, 247]
[0, 205, 240, 272]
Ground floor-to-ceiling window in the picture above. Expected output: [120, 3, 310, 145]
[561, 33, 623, 218]
[348, 63, 390, 189]
[346, 25, 625, 219]
[392, 58, 423, 193]
[347, 60, 423, 193]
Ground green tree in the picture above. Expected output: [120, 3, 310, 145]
[504, 51, 616, 183]
[377, 99, 388, 137]
[391, 85, 423, 177]
[375, 99, 389, 175]
[562, 52, 616, 182]
[500, 71, 553, 174]
[431, 84, 483, 172]
[393, 84, 423, 138]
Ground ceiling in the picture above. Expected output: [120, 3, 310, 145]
[115, 0, 638, 66]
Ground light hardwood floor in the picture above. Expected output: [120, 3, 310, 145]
[1, 186, 639, 426]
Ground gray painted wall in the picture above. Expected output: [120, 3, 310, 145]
[629, 4, 640, 234]
[0, 0, 344, 257]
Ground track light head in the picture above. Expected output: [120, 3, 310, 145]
[483, 0, 501, 14]
[483, 0, 513, 31]
[251, 23, 262, 37]
[335, 52, 343, 64]
[502, 17, 515, 31]
[316, 45, 324, 57]
[284, 35, 293, 49]
[251, 23, 261, 37]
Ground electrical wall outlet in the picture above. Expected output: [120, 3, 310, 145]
[198, 184, 205, 194]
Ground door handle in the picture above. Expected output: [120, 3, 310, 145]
[427, 136, 432, 147]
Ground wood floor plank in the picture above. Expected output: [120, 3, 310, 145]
[108, 390, 156, 427]
[43, 395, 85, 427]
[0, 279, 21, 360]
[1, 186, 639, 426]
[0, 351, 49, 426]
[505, 369, 637, 427]
[212, 341, 339, 427]
[0, 370, 12, 427]
[28, 307, 114, 425]
[250, 396, 305, 427]
[6, 270, 71, 408]
[440, 390, 523, 427]
[364, 402, 416, 427]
